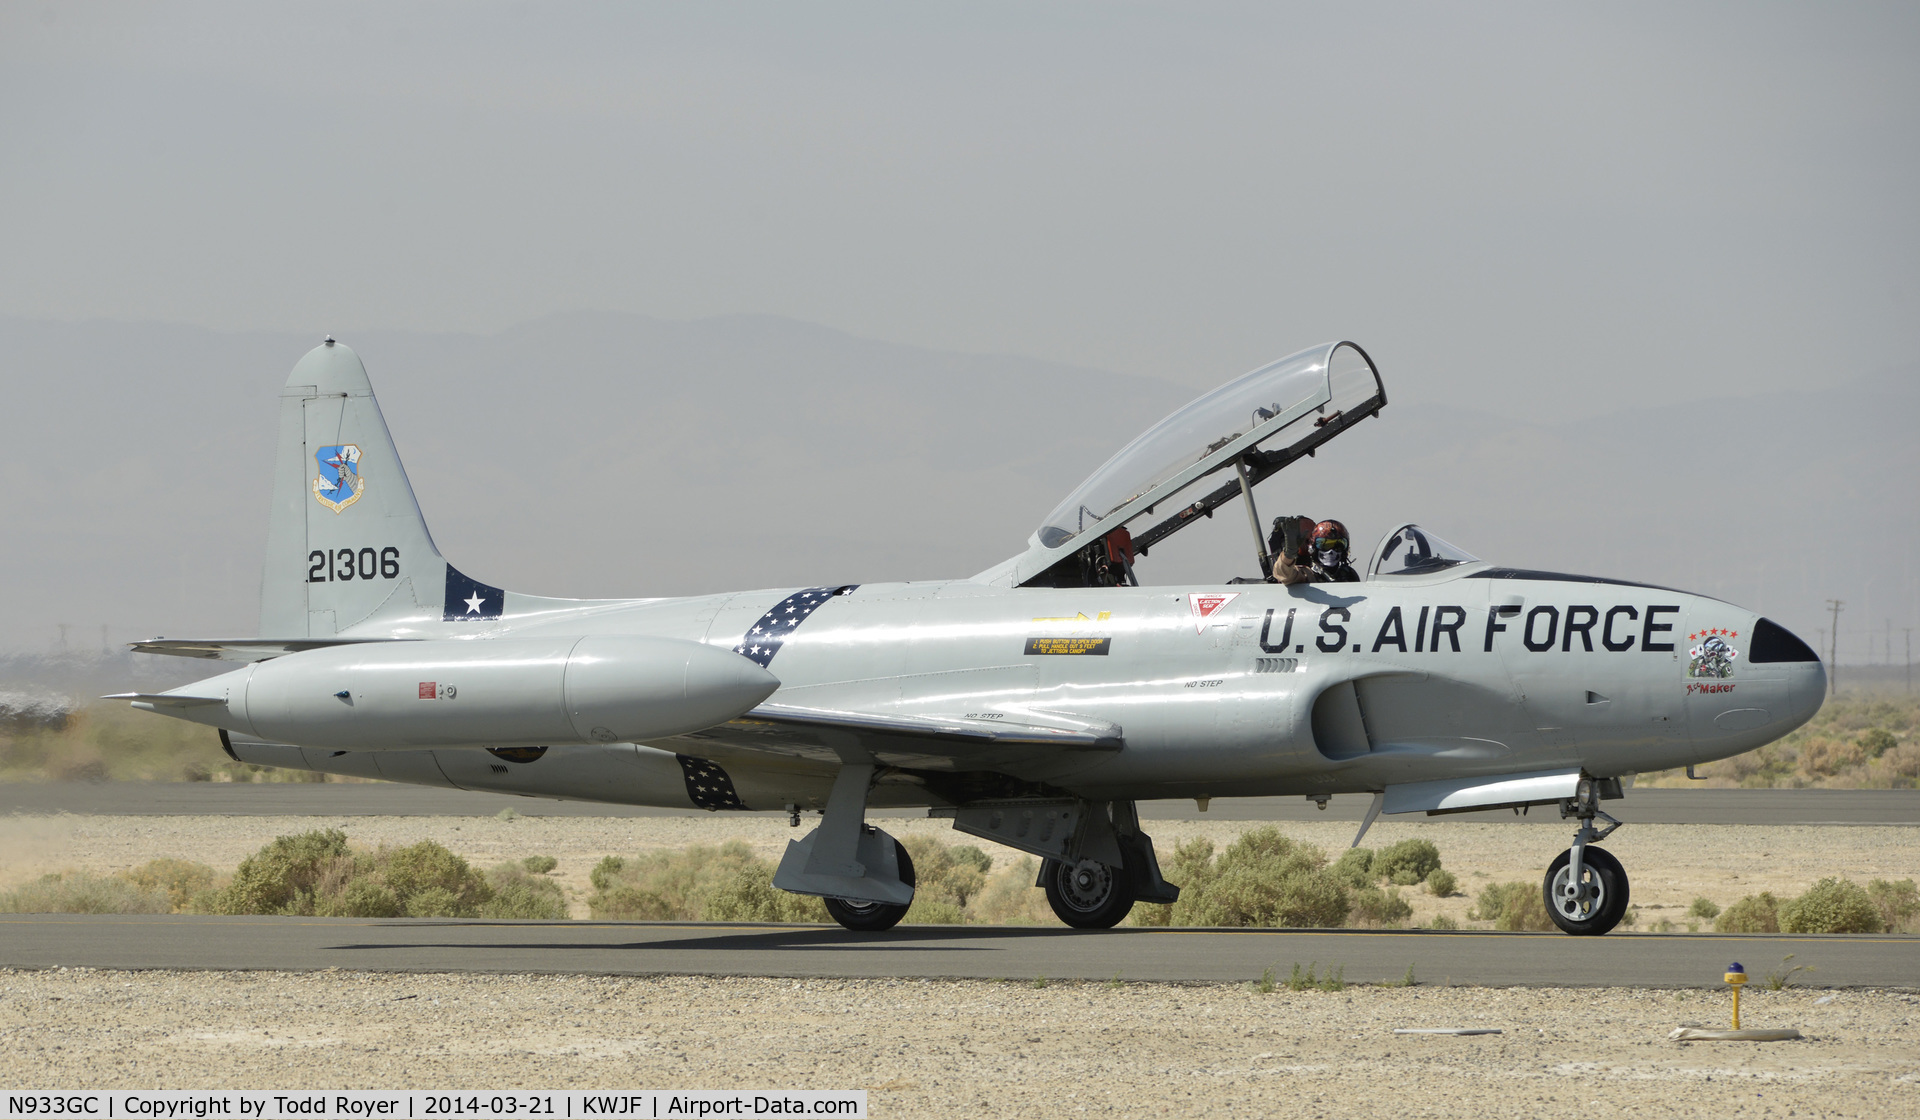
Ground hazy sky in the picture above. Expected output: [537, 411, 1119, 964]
[4, 3, 1917, 417]
[2, 4, 1917, 666]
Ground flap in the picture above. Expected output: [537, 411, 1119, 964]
[672, 703, 1123, 772]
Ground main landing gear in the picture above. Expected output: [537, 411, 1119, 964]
[823, 830, 917, 933]
[1544, 778, 1629, 936]
[1041, 856, 1138, 929]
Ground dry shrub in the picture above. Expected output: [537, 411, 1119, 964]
[1374, 839, 1443, 886]
[1857, 728, 1898, 758]
[900, 834, 988, 923]
[1145, 827, 1351, 928]
[1780, 877, 1882, 933]
[1874, 743, 1920, 785]
[482, 863, 568, 920]
[200, 830, 501, 918]
[1469, 881, 1553, 931]
[0, 871, 172, 914]
[204, 828, 356, 915]
[1686, 896, 1721, 920]
[1800, 737, 1864, 778]
[587, 841, 768, 920]
[1347, 884, 1412, 928]
[702, 866, 829, 923]
[1425, 868, 1458, 897]
[964, 856, 1054, 925]
[120, 858, 216, 910]
[1331, 847, 1375, 888]
[1715, 892, 1781, 933]
[1866, 878, 1920, 934]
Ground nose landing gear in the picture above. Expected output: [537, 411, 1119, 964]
[1544, 779, 1629, 936]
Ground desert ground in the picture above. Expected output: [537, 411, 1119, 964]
[3, 969, 1916, 1117]
[3, 813, 1916, 1115]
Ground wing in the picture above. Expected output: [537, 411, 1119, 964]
[669, 702, 1123, 772]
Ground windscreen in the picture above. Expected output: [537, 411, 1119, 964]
[1371, 524, 1480, 577]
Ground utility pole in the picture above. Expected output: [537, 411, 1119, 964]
[1907, 629, 1913, 694]
[1825, 599, 1843, 696]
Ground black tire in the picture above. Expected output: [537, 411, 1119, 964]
[1042, 857, 1137, 929]
[1543, 846, 1629, 936]
[823, 836, 916, 932]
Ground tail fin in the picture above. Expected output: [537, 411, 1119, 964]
[260, 339, 497, 637]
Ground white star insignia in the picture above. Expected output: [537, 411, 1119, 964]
[464, 592, 485, 615]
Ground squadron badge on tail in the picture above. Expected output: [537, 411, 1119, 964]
[312, 444, 365, 513]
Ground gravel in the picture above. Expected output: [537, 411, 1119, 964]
[4, 969, 1916, 1116]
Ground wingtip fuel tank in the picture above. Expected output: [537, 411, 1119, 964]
[135, 635, 778, 751]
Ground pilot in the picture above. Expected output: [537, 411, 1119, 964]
[1271, 517, 1360, 584]
[1308, 519, 1361, 583]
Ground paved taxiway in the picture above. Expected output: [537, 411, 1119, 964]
[3, 914, 1914, 987]
[5, 783, 1915, 824]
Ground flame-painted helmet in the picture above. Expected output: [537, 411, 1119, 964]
[1312, 519, 1351, 567]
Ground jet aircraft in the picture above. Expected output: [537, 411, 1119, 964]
[118, 339, 1826, 935]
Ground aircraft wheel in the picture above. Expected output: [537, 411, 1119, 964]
[823, 836, 916, 933]
[1042, 857, 1137, 929]
[1542, 846, 1629, 936]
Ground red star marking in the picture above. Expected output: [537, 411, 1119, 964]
[1730, 631, 1738, 638]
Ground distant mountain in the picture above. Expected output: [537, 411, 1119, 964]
[1, 313, 1911, 661]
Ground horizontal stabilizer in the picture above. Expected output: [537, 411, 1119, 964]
[102, 692, 226, 709]
[130, 637, 411, 662]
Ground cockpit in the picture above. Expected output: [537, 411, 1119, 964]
[982, 342, 1481, 589]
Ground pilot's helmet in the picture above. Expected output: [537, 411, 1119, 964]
[1312, 519, 1350, 567]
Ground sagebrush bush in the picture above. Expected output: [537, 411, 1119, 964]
[0, 871, 172, 914]
[1715, 892, 1780, 933]
[200, 830, 499, 918]
[1157, 828, 1350, 928]
[1425, 868, 1457, 897]
[1687, 896, 1721, 920]
[1331, 847, 1375, 888]
[1375, 839, 1443, 886]
[702, 866, 829, 923]
[1469, 881, 1553, 931]
[1780, 877, 1881, 933]
[521, 855, 558, 875]
[587, 841, 767, 920]
[205, 828, 355, 915]
[1867, 878, 1919, 933]
[1347, 884, 1412, 928]
[482, 863, 568, 920]
[901, 834, 988, 921]
[1858, 728, 1897, 758]
[120, 858, 216, 911]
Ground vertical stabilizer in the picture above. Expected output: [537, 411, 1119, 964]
[260, 339, 448, 637]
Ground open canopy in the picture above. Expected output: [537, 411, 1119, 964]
[994, 341, 1386, 588]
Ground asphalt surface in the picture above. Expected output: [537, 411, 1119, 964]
[2, 782, 1915, 824]
[1, 914, 1912, 988]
